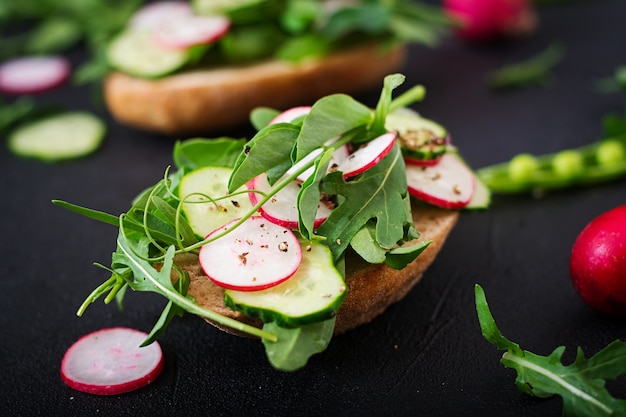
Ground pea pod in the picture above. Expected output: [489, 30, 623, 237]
[477, 135, 626, 194]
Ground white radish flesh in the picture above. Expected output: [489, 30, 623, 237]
[406, 152, 475, 209]
[336, 132, 396, 179]
[0, 55, 70, 95]
[153, 15, 231, 50]
[129, 1, 193, 31]
[199, 216, 303, 291]
[248, 173, 333, 229]
[60, 327, 164, 395]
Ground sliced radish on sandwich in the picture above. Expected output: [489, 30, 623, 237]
[0, 55, 70, 95]
[248, 173, 333, 229]
[153, 14, 231, 50]
[129, 1, 193, 31]
[60, 327, 164, 396]
[406, 152, 475, 209]
[269, 106, 312, 125]
[336, 132, 396, 179]
[199, 216, 302, 291]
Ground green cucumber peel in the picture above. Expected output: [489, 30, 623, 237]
[476, 284, 626, 417]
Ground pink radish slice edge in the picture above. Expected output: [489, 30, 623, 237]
[406, 153, 475, 209]
[404, 155, 443, 167]
[269, 106, 312, 125]
[129, 1, 193, 31]
[60, 327, 164, 396]
[0, 55, 70, 95]
[199, 216, 302, 291]
[152, 15, 231, 50]
[247, 174, 332, 230]
[337, 132, 397, 179]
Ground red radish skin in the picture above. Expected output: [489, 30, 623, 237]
[337, 132, 397, 179]
[199, 216, 303, 291]
[0, 55, 70, 95]
[570, 205, 626, 318]
[269, 106, 312, 125]
[152, 15, 231, 50]
[443, 0, 537, 42]
[406, 153, 475, 209]
[129, 1, 193, 31]
[60, 327, 164, 395]
[247, 173, 333, 229]
[404, 155, 443, 167]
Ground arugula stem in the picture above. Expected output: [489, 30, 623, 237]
[389, 85, 426, 113]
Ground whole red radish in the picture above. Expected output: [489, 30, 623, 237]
[443, 0, 537, 42]
[570, 205, 626, 318]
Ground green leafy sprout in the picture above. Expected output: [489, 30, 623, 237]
[475, 284, 626, 417]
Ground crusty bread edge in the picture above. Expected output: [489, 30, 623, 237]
[104, 42, 407, 135]
[175, 203, 459, 337]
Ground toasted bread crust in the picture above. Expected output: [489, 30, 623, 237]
[176, 203, 458, 336]
[104, 43, 406, 135]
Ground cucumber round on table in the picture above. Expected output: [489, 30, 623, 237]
[107, 30, 189, 78]
[7, 112, 105, 162]
[225, 240, 347, 328]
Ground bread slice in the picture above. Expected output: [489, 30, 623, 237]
[104, 43, 406, 135]
[175, 203, 458, 336]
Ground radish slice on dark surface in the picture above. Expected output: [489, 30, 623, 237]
[269, 106, 312, 125]
[129, 1, 193, 31]
[248, 173, 333, 229]
[199, 216, 303, 291]
[336, 132, 396, 179]
[153, 14, 231, 50]
[0, 55, 70, 95]
[60, 327, 164, 396]
[406, 153, 475, 209]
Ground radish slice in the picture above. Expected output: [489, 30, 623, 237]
[406, 153, 476, 209]
[129, 1, 193, 31]
[336, 132, 397, 179]
[0, 55, 70, 95]
[248, 173, 333, 229]
[199, 216, 302, 291]
[268, 106, 312, 125]
[60, 327, 164, 396]
[152, 14, 231, 50]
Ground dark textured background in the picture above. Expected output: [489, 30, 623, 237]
[2, 1, 626, 416]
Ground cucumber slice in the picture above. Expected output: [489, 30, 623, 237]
[179, 166, 255, 238]
[107, 30, 189, 78]
[225, 240, 347, 328]
[385, 111, 448, 163]
[447, 151, 492, 210]
[7, 112, 105, 162]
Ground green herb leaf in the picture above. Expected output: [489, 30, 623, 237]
[487, 43, 566, 89]
[317, 144, 415, 259]
[262, 317, 335, 372]
[296, 94, 371, 160]
[475, 284, 626, 417]
[173, 137, 246, 171]
[228, 124, 300, 191]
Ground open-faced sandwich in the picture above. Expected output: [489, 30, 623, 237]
[103, 0, 451, 135]
[56, 75, 490, 371]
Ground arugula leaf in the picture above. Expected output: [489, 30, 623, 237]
[487, 43, 566, 89]
[229, 124, 300, 191]
[370, 73, 406, 137]
[296, 94, 372, 160]
[317, 144, 416, 260]
[262, 317, 336, 371]
[173, 137, 246, 171]
[475, 284, 626, 417]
